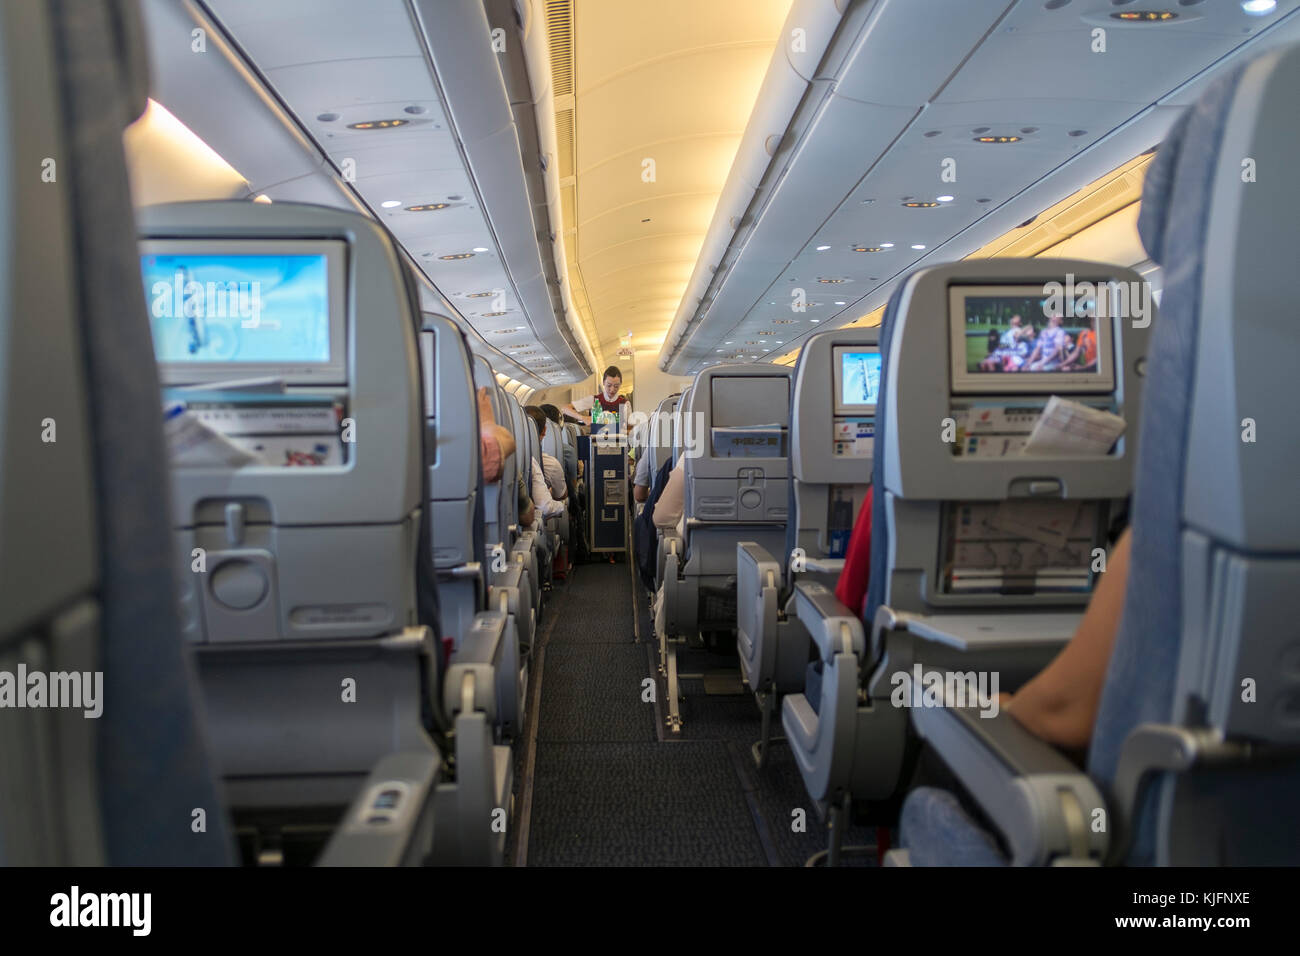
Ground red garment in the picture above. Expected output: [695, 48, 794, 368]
[595, 393, 627, 413]
[834, 485, 874, 618]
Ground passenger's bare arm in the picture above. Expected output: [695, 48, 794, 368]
[1003, 528, 1132, 750]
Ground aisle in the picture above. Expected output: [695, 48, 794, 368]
[518, 561, 768, 866]
[513, 560, 877, 866]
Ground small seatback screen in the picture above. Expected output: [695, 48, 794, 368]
[833, 347, 881, 414]
[948, 285, 1115, 394]
[143, 252, 331, 365]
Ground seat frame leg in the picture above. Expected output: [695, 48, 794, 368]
[804, 793, 877, 867]
[750, 688, 787, 769]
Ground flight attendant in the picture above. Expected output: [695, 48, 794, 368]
[562, 365, 628, 431]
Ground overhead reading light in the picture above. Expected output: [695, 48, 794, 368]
[482, 311, 508, 317]
[347, 119, 410, 129]
[1242, 0, 1276, 12]
[902, 201, 940, 208]
[936, 195, 954, 202]
[381, 200, 402, 208]
[880, 242, 895, 248]
[472, 246, 490, 253]
[911, 244, 927, 250]
[818, 278, 847, 284]
[405, 202, 451, 212]
[834, 301, 846, 305]
[815, 245, 831, 251]
[439, 253, 474, 260]
[1111, 10, 1177, 20]
[853, 246, 885, 253]
[975, 135, 1021, 143]
[772, 318, 796, 324]
[466, 291, 495, 298]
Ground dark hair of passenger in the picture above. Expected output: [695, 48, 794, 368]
[541, 403, 561, 423]
[524, 405, 548, 437]
[602, 365, 622, 382]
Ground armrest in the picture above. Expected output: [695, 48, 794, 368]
[737, 540, 780, 575]
[316, 750, 441, 867]
[790, 580, 865, 664]
[802, 557, 845, 575]
[911, 704, 1107, 866]
[445, 612, 507, 720]
[444, 561, 485, 610]
[1108, 723, 1261, 864]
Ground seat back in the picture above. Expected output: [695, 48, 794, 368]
[473, 355, 512, 549]
[648, 392, 681, 477]
[671, 385, 693, 462]
[679, 365, 791, 628]
[1088, 47, 1300, 865]
[865, 260, 1152, 641]
[422, 314, 487, 646]
[0, 0, 230, 864]
[138, 199, 435, 809]
[785, 328, 881, 589]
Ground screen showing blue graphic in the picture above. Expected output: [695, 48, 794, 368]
[839, 351, 881, 408]
[142, 253, 330, 364]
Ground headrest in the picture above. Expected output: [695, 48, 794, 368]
[1135, 112, 1189, 268]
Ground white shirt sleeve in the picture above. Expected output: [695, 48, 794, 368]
[530, 459, 566, 519]
[542, 454, 567, 499]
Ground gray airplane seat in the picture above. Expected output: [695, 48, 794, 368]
[785, 255, 1153, 865]
[0, 0, 234, 866]
[655, 385, 693, 591]
[139, 200, 509, 864]
[896, 46, 1300, 867]
[736, 328, 879, 767]
[421, 315, 523, 739]
[503, 390, 545, 607]
[473, 356, 535, 656]
[647, 392, 681, 479]
[521, 403, 556, 587]
[540, 414, 572, 567]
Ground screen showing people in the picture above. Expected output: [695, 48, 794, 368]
[142, 252, 331, 365]
[963, 294, 1099, 375]
[839, 350, 881, 408]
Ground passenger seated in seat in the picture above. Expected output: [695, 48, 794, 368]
[479, 386, 516, 483]
[633, 447, 653, 502]
[518, 475, 536, 528]
[999, 528, 1131, 750]
[833, 486, 874, 618]
[650, 456, 687, 633]
[525, 406, 568, 502]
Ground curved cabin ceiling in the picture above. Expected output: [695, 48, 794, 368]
[552, 0, 793, 363]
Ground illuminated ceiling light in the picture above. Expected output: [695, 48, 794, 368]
[810, 319, 821, 323]
[834, 301, 846, 305]
[405, 202, 451, 212]
[902, 201, 940, 208]
[472, 246, 490, 253]
[880, 242, 895, 248]
[466, 291, 495, 298]
[974, 135, 1021, 143]
[1111, 10, 1177, 20]
[1242, 0, 1276, 12]
[482, 311, 508, 317]
[853, 246, 884, 253]
[815, 245, 831, 251]
[439, 253, 474, 260]
[381, 200, 402, 208]
[252, 194, 272, 204]
[818, 278, 847, 284]
[347, 118, 410, 129]
[936, 195, 954, 202]
[911, 244, 926, 250]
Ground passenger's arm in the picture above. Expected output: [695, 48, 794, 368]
[653, 460, 686, 531]
[634, 485, 649, 503]
[1003, 529, 1132, 750]
[530, 459, 566, 519]
[478, 387, 516, 460]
